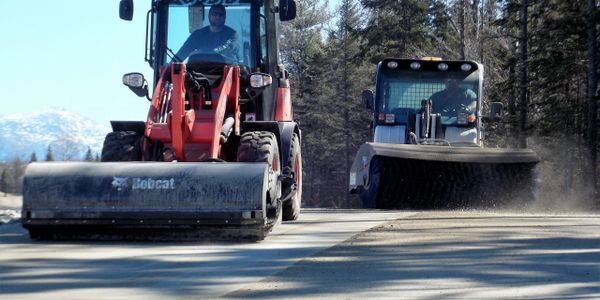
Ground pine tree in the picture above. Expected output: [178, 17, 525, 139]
[328, 0, 372, 207]
[517, 0, 529, 148]
[428, 0, 459, 57]
[85, 147, 94, 161]
[0, 169, 9, 194]
[273, 0, 599, 208]
[10, 159, 25, 193]
[359, 0, 433, 60]
[46, 145, 54, 161]
[30, 152, 38, 163]
[279, 0, 336, 206]
[490, 0, 599, 204]
[585, 0, 598, 201]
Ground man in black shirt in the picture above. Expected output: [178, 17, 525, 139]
[175, 4, 239, 63]
[430, 78, 477, 114]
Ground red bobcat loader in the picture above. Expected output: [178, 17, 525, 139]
[21, 0, 302, 240]
[349, 58, 540, 209]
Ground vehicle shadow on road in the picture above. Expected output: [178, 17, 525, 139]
[0, 225, 330, 298]
[1, 212, 599, 299]
[0, 218, 388, 299]
[225, 213, 600, 299]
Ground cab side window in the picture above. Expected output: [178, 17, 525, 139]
[259, 7, 267, 70]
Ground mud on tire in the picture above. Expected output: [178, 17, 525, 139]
[101, 131, 143, 162]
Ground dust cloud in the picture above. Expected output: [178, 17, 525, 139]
[525, 136, 598, 213]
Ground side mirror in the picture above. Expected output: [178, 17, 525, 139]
[489, 101, 503, 121]
[279, 0, 297, 22]
[119, 0, 134, 21]
[362, 89, 374, 110]
[123, 72, 150, 100]
[483, 101, 503, 122]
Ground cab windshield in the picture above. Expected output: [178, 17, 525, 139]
[378, 70, 479, 125]
[165, 2, 254, 67]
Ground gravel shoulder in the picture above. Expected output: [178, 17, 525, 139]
[227, 210, 600, 299]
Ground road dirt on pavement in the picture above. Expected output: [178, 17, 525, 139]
[0, 207, 411, 300]
[1, 193, 599, 299]
[227, 210, 600, 299]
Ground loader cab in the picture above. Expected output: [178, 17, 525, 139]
[369, 58, 484, 146]
[122, 0, 295, 121]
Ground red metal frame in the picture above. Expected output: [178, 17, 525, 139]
[144, 63, 240, 161]
[274, 78, 292, 121]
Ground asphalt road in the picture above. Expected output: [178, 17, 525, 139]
[0, 207, 412, 300]
[229, 210, 600, 299]
[1, 195, 599, 299]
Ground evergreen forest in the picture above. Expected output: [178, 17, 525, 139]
[0, 0, 598, 211]
[281, 0, 600, 209]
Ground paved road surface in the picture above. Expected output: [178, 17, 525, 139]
[1, 194, 599, 299]
[229, 210, 600, 299]
[0, 208, 412, 299]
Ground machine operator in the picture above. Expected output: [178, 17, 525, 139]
[430, 78, 477, 114]
[175, 4, 240, 63]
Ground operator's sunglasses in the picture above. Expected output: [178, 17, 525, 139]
[210, 11, 226, 17]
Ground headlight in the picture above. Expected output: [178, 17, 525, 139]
[387, 61, 398, 69]
[410, 62, 421, 70]
[438, 63, 449, 71]
[250, 73, 273, 88]
[461, 63, 472, 72]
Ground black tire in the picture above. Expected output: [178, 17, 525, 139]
[237, 131, 281, 203]
[282, 134, 302, 221]
[101, 131, 143, 162]
[359, 157, 384, 208]
[27, 229, 50, 240]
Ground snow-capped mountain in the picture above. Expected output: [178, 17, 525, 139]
[0, 109, 112, 162]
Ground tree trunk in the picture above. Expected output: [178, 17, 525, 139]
[508, 40, 519, 148]
[472, 0, 480, 27]
[343, 45, 351, 208]
[518, 0, 529, 149]
[478, 0, 484, 63]
[472, 0, 481, 57]
[344, 108, 351, 207]
[586, 0, 598, 200]
[460, 0, 466, 60]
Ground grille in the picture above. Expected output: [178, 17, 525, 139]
[385, 81, 445, 112]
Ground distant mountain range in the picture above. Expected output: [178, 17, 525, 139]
[0, 109, 112, 162]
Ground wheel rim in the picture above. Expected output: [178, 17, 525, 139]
[272, 156, 279, 172]
[294, 152, 301, 200]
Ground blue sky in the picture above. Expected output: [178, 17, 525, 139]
[0, 1, 338, 126]
[0, 1, 155, 125]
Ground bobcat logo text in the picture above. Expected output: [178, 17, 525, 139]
[112, 177, 176, 191]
